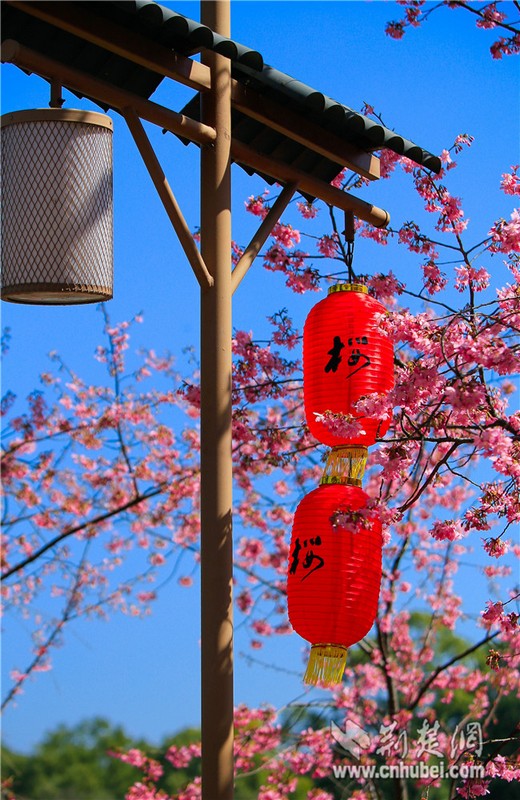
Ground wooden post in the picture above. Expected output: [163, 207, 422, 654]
[199, 2, 234, 799]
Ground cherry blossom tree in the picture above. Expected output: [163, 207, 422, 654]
[2, 7, 519, 800]
[385, 1, 520, 59]
[2, 127, 518, 799]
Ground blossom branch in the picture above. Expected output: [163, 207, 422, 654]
[409, 631, 500, 710]
[1, 482, 171, 581]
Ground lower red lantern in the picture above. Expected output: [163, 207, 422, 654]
[287, 482, 382, 685]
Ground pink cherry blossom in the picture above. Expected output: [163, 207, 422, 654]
[271, 223, 300, 248]
[490, 34, 520, 59]
[431, 520, 465, 542]
[457, 778, 491, 797]
[245, 191, 269, 219]
[489, 209, 520, 253]
[317, 234, 339, 258]
[501, 166, 520, 196]
[312, 411, 365, 440]
[476, 2, 506, 29]
[297, 201, 318, 219]
[330, 168, 347, 188]
[454, 265, 490, 292]
[483, 536, 509, 558]
[386, 21, 405, 39]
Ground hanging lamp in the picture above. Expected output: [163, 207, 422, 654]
[1, 106, 113, 305]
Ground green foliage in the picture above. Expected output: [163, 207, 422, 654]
[1, 717, 320, 800]
[1, 718, 142, 800]
[2, 687, 518, 800]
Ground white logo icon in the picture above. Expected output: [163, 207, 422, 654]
[330, 719, 370, 759]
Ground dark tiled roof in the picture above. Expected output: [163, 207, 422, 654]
[1, 0, 442, 178]
[1, 1, 263, 100]
[113, 0, 264, 69]
[2, 1, 164, 99]
[231, 62, 440, 172]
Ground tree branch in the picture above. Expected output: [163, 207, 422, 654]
[1, 483, 171, 581]
[409, 631, 500, 709]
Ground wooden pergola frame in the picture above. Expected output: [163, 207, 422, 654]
[1, 3, 393, 798]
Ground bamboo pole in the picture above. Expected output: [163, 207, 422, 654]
[199, 2, 234, 799]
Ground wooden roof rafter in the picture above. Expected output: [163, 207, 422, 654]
[6, 0, 212, 92]
[1, 0, 442, 232]
[1, 65, 388, 228]
[0, 0, 398, 227]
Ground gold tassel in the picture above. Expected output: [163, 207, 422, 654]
[320, 446, 368, 487]
[304, 644, 348, 686]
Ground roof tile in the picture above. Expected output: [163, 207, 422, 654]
[1, 0, 442, 177]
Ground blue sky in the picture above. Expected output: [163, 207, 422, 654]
[1, 1, 519, 753]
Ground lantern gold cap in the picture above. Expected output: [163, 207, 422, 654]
[328, 283, 368, 295]
[320, 476, 362, 487]
[320, 446, 368, 486]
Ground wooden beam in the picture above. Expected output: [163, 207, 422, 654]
[6, 0, 211, 92]
[122, 107, 213, 291]
[231, 82, 380, 182]
[1, 40, 216, 147]
[231, 140, 390, 227]
[199, 3, 233, 798]
[232, 182, 298, 294]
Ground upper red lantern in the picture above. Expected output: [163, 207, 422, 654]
[303, 283, 394, 447]
[287, 482, 382, 685]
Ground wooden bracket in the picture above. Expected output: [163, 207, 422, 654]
[231, 140, 390, 228]
[123, 107, 213, 291]
[232, 183, 298, 294]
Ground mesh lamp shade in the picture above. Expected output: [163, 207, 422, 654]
[303, 284, 394, 447]
[287, 482, 382, 685]
[1, 109, 113, 305]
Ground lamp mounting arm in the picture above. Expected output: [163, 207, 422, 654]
[49, 80, 64, 108]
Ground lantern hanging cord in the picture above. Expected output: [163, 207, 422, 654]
[343, 210, 356, 284]
[346, 240, 355, 284]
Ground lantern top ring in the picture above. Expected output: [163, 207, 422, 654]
[0, 108, 113, 131]
[328, 283, 368, 295]
[319, 476, 362, 487]
[330, 445, 368, 456]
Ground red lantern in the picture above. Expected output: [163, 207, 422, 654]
[287, 482, 382, 685]
[303, 283, 394, 447]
